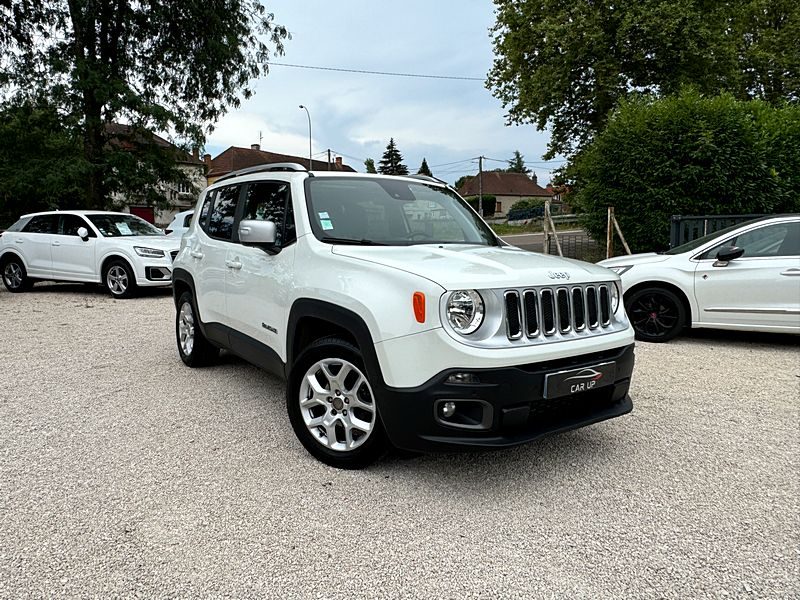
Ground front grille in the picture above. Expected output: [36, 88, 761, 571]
[504, 283, 616, 342]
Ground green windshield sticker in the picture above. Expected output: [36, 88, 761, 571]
[320, 219, 333, 231]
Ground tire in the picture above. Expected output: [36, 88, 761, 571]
[103, 259, 137, 299]
[287, 336, 387, 469]
[2, 256, 33, 293]
[176, 291, 219, 367]
[625, 286, 687, 343]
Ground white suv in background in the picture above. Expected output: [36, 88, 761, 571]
[165, 209, 194, 237]
[172, 164, 636, 468]
[0, 210, 180, 298]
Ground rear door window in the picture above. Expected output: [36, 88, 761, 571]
[206, 185, 241, 241]
[22, 215, 58, 234]
[242, 181, 295, 247]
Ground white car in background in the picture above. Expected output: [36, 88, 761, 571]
[0, 210, 180, 298]
[600, 215, 800, 341]
[165, 209, 194, 237]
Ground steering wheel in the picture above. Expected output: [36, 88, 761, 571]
[408, 231, 434, 241]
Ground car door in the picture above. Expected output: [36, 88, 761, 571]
[18, 214, 58, 278]
[693, 221, 800, 330]
[225, 179, 297, 364]
[50, 214, 97, 280]
[187, 185, 243, 327]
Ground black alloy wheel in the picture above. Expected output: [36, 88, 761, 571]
[625, 287, 687, 343]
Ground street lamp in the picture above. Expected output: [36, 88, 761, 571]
[298, 105, 312, 171]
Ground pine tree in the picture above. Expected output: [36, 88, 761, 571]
[507, 150, 530, 174]
[417, 158, 432, 177]
[378, 138, 409, 175]
[364, 158, 377, 173]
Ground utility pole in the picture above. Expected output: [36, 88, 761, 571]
[478, 156, 484, 216]
[327, 149, 331, 171]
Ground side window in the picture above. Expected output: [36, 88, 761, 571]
[206, 185, 240, 240]
[22, 215, 58, 234]
[198, 190, 216, 231]
[59, 215, 95, 237]
[703, 223, 796, 259]
[242, 181, 295, 246]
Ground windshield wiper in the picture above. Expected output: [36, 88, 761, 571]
[320, 236, 386, 246]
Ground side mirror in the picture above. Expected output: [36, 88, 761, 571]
[77, 227, 90, 241]
[713, 245, 744, 266]
[238, 220, 278, 250]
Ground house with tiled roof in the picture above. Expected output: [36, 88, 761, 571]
[457, 172, 553, 216]
[106, 123, 207, 226]
[205, 144, 356, 185]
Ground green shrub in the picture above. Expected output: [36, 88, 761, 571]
[509, 197, 545, 212]
[568, 90, 800, 252]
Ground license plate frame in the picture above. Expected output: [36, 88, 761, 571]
[543, 361, 616, 399]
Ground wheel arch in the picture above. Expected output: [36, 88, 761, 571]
[0, 250, 27, 269]
[100, 253, 134, 278]
[623, 280, 693, 326]
[287, 299, 383, 385]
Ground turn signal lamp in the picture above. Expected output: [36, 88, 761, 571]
[413, 292, 426, 323]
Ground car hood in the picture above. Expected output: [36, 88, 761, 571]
[599, 252, 673, 268]
[331, 244, 618, 290]
[104, 236, 181, 251]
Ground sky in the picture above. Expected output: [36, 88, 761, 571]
[204, 1, 564, 185]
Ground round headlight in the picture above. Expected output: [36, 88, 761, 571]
[611, 282, 621, 313]
[446, 290, 484, 334]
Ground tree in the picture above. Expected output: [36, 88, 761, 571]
[378, 138, 409, 175]
[506, 150, 529, 174]
[454, 175, 472, 190]
[0, 1, 288, 208]
[488, 0, 800, 159]
[568, 89, 800, 252]
[0, 100, 87, 225]
[364, 158, 377, 173]
[417, 158, 432, 177]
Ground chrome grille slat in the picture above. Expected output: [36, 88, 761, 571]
[556, 288, 571, 333]
[503, 282, 616, 341]
[523, 290, 539, 337]
[540, 289, 556, 335]
[504, 291, 523, 339]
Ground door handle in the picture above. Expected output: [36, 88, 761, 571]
[780, 268, 800, 276]
[52, 241, 61, 246]
[190, 250, 204, 259]
[225, 259, 242, 270]
[15, 239, 23, 244]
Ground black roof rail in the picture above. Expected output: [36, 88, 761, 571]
[407, 173, 451, 187]
[215, 162, 310, 183]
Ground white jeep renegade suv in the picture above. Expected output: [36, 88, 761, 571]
[172, 164, 635, 468]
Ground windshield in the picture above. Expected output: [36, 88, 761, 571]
[663, 221, 753, 255]
[87, 213, 164, 237]
[305, 177, 498, 246]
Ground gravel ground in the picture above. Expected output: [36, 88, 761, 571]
[1, 283, 798, 599]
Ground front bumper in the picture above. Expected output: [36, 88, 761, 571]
[377, 344, 634, 452]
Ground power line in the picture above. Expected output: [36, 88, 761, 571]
[483, 156, 566, 165]
[428, 158, 480, 168]
[270, 62, 484, 81]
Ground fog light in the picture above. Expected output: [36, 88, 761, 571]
[446, 372, 480, 385]
[441, 401, 456, 418]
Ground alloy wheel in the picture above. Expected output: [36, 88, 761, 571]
[3, 263, 23, 289]
[299, 358, 376, 452]
[107, 265, 129, 295]
[178, 302, 195, 356]
[629, 292, 680, 339]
